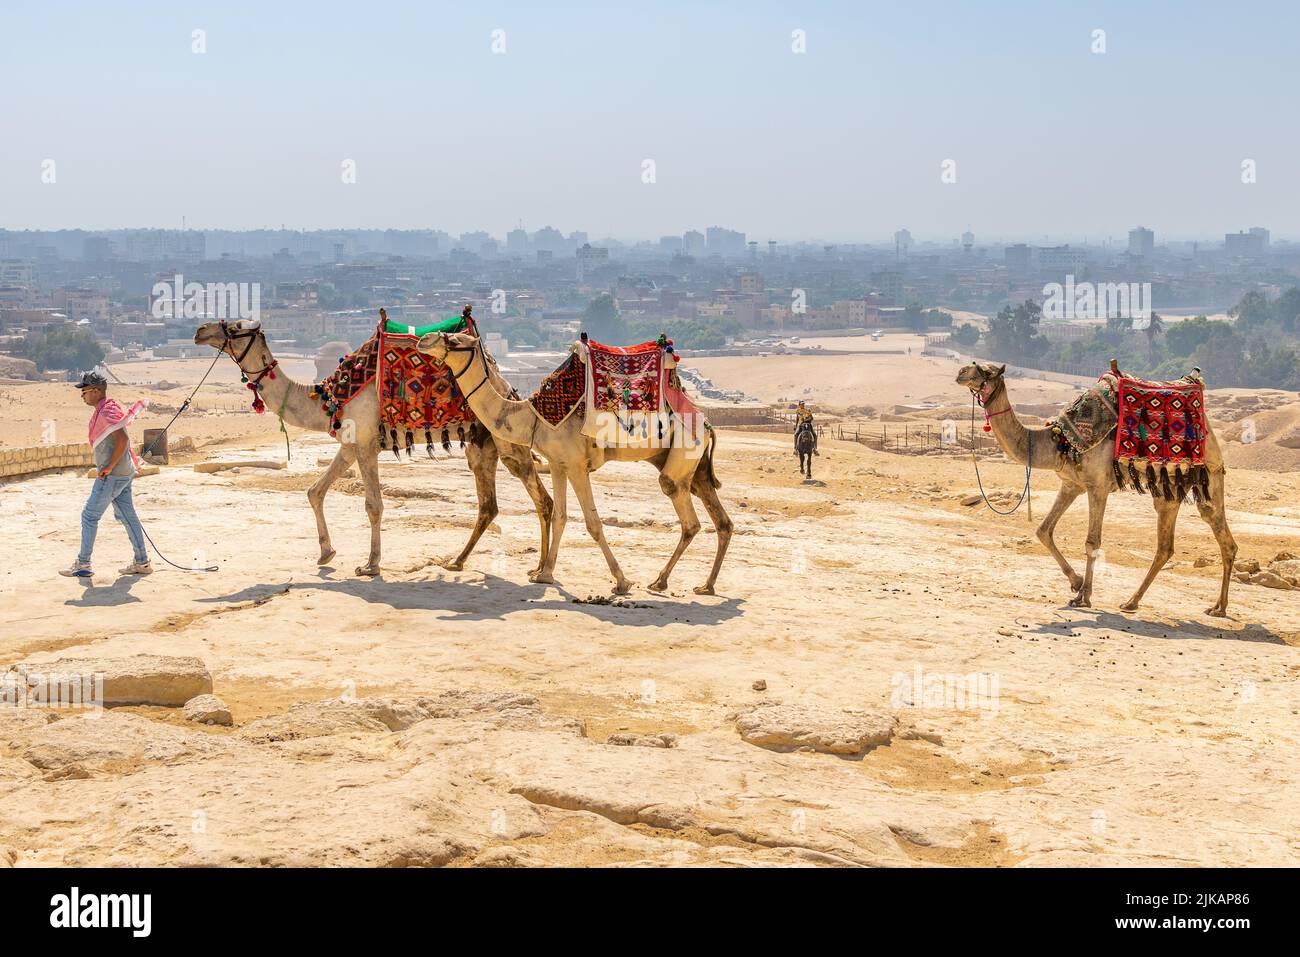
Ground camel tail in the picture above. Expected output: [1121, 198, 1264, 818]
[702, 427, 721, 489]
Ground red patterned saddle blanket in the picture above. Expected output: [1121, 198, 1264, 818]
[312, 315, 476, 453]
[1113, 373, 1210, 500]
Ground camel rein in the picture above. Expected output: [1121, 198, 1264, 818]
[969, 385, 1033, 521]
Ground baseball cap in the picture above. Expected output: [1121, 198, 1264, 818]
[75, 371, 108, 391]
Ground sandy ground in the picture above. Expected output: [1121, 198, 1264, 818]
[2, 393, 1299, 865]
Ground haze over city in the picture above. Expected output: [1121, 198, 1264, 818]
[2, 0, 1297, 241]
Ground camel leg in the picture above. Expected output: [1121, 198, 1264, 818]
[354, 444, 383, 577]
[307, 444, 356, 565]
[566, 466, 632, 595]
[1037, 483, 1084, 591]
[690, 468, 733, 595]
[1195, 469, 1236, 617]
[649, 471, 701, 592]
[532, 464, 568, 585]
[1119, 496, 1180, 612]
[444, 434, 499, 571]
[499, 445, 553, 578]
[1070, 486, 1109, 607]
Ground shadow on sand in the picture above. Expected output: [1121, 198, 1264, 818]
[195, 567, 744, 629]
[1030, 608, 1290, 645]
[64, 575, 145, 608]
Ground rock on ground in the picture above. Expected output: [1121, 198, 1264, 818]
[735, 704, 897, 756]
[9, 655, 212, 707]
[183, 694, 232, 726]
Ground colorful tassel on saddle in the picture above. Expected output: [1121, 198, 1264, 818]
[441, 428, 452, 453]
[457, 426, 466, 449]
[389, 428, 401, 460]
[1145, 465, 1158, 497]
[404, 429, 415, 459]
[425, 429, 435, 458]
[1128, 462, 1144, 494]
[1112, 460, 1126, 490]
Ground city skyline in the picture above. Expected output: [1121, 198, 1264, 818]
[2, 1, 1296, 239]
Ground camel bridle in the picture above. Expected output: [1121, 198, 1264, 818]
[216, 320, 278, 411]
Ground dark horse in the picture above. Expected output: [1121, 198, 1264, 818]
[794, 420, 817, 479]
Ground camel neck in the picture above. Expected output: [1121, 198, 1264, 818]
[445, 344, 538, 443]
[982, 383, 1054, 469]
[234, 353, 330, 433]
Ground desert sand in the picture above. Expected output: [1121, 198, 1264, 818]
[1, 348, 1299, 867]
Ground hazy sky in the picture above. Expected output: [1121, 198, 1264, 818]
[2, 0, 1295, 242]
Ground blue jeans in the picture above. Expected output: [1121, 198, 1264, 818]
[79, 475, 148, 565]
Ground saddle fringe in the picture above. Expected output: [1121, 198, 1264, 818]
[1113, 460, 1211, 504]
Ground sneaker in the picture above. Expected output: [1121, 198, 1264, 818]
[118, 561, 153, 576]
[59, 560, 93, 578]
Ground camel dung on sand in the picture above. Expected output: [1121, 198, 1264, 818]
[955, 360, 1236, 617]
[415, 330, 733, 596]
[193, 318, 553, 578]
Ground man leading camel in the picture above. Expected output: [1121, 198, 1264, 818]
[59, 371, 153, 578]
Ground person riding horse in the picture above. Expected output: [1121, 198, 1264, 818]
[794, 401, 818, 455]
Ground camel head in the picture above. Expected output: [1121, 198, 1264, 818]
[956, 360, 1007, 403]
[193, 319, 274, 371]
[415, 331, 477, 365]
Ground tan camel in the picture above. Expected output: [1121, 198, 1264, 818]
[194, 320, 552, 577]
[415, 331, 732, 595]
[956, 361, 1236, 616]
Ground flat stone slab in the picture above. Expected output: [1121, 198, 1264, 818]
[735, 704, 897, 756]
[10, 654, 212, 707]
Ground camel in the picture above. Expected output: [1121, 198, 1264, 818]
[956, 360, 1236, 617]
[193, 319, 552, 577]
[415, 331, 732, 595]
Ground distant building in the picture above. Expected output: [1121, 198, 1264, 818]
[870, 270, 903, 306]
[1128, 226, 1155, 258]
[832, 299, 868, 327]
[738, 272, 764, 295]
[576, 243, 609, 280]
[506, 229, 529, 254]
[1225, 229, 1269, 258]
[705, 227, 746, 258]
[1004, 244, 1032, 275]
[1038, 245, 1088, 276]
[682, 230, 706, 257]
[659, 235, 683, 254]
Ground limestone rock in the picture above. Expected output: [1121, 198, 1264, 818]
[735, 704, 897, 756]
[21, 712, 222, 776]
[606, 732, 677, 748]
[183, 694, 232, 726]
[9, 655, 212, 707]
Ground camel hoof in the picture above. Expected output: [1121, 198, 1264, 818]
[355, 564, 380, 577]
[648, 578, 669, 593]
[530, 571, 555, 585]
[1068, 594, 1091, 608]
[693, 585, 716, 596]
[441, 559, 465, 572]
[1119, 601, 1140, 613]
[1068, 575, 1083, 591]
[1207, 606, 1228, 618]
[317, 549, 336, 566]
[612, 581, 633, 596]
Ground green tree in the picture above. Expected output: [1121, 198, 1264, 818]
[581, 293, 626, 343]
[15, 327, 106, 372]
[986, 300, 1047, 361]
[950, 323, 980, 348]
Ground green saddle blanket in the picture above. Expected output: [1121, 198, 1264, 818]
[383, 315, 466, 338]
